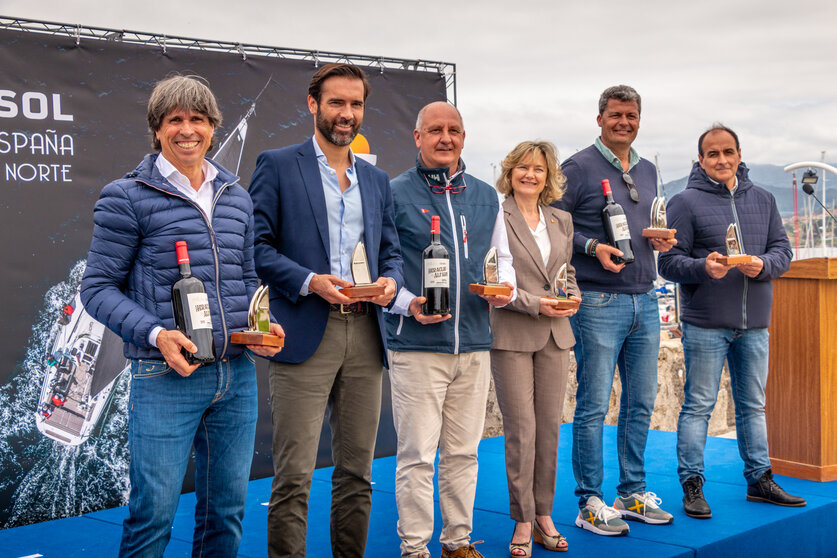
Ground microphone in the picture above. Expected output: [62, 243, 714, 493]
[801, 183, 837, 225]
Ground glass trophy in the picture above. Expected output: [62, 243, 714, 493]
[469, 247, 511, 296]
[544, 263, 579, 310]
[641, 196, 676, 239]
[339, 241, 385, 298]
[230, 285, 284, 347]
[718, 223, 754, 265]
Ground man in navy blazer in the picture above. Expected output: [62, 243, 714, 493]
[249, 64, 403, 558]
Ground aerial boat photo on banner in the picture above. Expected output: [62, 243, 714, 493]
[34, 288, 128, 446]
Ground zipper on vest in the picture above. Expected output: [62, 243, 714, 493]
[460, 213, 469, 260]
[139, 178, 237, 359]
[445, 190, 461, 354]
[729, 191, 748, 329]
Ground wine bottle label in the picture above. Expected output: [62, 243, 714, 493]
[424, 258, 450, 288]
[186, 293, 213, 330]
[609, 214, 631, 241]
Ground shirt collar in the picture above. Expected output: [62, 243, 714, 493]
[595, 137, 641, 172]
[416, 156, 466, 186]
[312, 135, 357, 169]
[706, 173, 739, 191]
[155, 153, 217, 187]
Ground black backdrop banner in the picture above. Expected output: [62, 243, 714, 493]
[0, 26, 446, 527]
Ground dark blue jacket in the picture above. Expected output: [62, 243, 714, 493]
[658, 163, 791, 329]
[385, 160, 500, 354]
[80, 154, 258, 360]
[554, 145, 659, 294]
[249, 139, 404, 364]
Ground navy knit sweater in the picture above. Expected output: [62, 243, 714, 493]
[554, 144, 659, 294]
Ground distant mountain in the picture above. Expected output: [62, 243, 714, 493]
[661, 163, 837, 216]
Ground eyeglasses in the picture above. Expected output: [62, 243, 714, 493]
[428, 183, 466, 194]
[622, 172, 639, 203]
[423, 172, 468, 195]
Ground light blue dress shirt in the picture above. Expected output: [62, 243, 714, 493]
[300, 138, 364, 295]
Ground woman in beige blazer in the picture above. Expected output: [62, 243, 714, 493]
[490, 141, 580, 556]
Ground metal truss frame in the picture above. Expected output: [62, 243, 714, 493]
[0, 15, 457, 105]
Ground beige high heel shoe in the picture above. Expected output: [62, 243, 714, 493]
[533, 519, 568, 552]
[509, 523, 532, 558]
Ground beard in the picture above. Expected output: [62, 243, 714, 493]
[315, 107, 360, 147]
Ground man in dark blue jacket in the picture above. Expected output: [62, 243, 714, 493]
[248, 63, 403, 558]
[658, 124, 805, 518]
[81, 75, 283, 557]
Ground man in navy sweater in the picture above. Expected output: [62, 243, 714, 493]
[555, 85, 676, 536]
[658, 124, 805, 518]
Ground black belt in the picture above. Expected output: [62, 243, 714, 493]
[329, 301, 373, 315]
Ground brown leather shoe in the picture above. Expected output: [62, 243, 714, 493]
[441, 541, 485, 558]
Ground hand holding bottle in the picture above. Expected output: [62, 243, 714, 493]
[595, 243, 626, 273]
[156, 329, 201, 377]
[409, 296, 451, 325]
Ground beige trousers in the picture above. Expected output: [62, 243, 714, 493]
[388, 350, 491, 557]
[490, 337, 569, 521]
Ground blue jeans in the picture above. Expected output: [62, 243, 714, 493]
[570, 290, 659, 507]
[119, 352, 258, 558]
[677, 323, 770, 485]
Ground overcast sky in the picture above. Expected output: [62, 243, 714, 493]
[4, 0, 836, 184]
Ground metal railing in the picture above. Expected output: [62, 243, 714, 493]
[0, 16, 457, 105]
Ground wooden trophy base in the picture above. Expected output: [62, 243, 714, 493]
[718, 254, 754, 265]
[641, 228, 677, 239]
[469, 283, 512, 296]
[545, 297, 580, 310]
[230, 331, 284, 347]
[339, 284, 385, 298]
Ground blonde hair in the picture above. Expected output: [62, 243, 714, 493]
[496, 140, 566, 206]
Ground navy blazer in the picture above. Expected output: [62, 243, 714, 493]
[249, 138, 403, 364]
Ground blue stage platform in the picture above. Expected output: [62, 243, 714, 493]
[3, 425, 836, 557]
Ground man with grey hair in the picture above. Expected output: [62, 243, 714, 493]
[81, 74, 283, 556]
[555, 85, 676, 536]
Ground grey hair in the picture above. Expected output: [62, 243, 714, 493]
[415, 101, 464, 131]
[147, 74, 222, 151]
[598, 85, 641, 115]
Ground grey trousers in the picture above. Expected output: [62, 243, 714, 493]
[267, 312, 383, 558]
[490, 337, 569, 521]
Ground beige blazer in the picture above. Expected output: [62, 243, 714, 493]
[491, 196, 579, 352]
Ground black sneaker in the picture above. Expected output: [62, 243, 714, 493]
[746, 469, 807, 507]
[682, 476, 712, 518]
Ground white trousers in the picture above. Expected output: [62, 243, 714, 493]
[388, 350, 491, 556]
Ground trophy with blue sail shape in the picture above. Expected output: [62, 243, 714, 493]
[545, 263, 579, 310]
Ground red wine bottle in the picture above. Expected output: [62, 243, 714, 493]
[422, 216, 450, 315]
[601, 179, 635, 264]
[171, 241, 216, 364]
